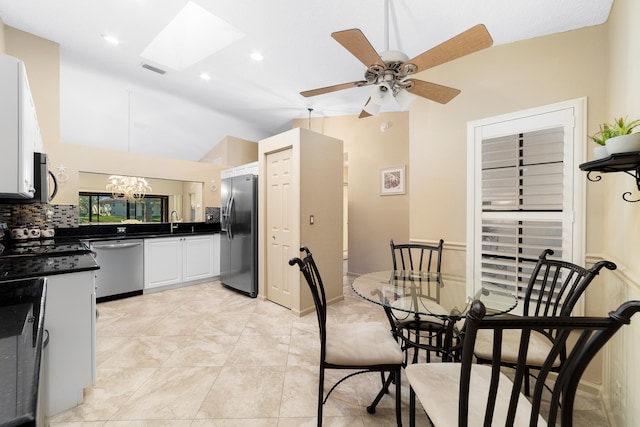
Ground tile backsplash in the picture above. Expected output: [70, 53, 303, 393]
[0, 203, 78, 229]
[205, 206, 220, 224]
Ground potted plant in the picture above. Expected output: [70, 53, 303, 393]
[590, 116, 640, 158]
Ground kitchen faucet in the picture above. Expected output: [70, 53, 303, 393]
[170, 210, 179, 233]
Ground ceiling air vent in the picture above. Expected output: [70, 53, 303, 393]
[141, 63, 166, 75]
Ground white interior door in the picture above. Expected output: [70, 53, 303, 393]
[265, 148, 294, 308]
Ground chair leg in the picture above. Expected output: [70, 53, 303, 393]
[380, 371, 387, 391]
[524, 366, 531, 396]
[394, 367, 403, 427]
[367, 371, 395, 413]
[369, 369, 402, 426]
[409, 384, 416, 427]
[317, 365, 324, 427]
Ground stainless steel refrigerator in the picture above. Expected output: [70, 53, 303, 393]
[220, 173, 258, 297]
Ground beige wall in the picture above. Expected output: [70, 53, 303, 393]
[408, 24, 608, 276]
[51, 142, 221, 209]
[4, 26, 225, 209]
[598, 1, 640, 425]
[293, 112, 410, 275]
[199, 135, 258, 167]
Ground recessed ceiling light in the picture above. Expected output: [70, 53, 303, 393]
[200, 73, 211, 80]
[250, 52, 264, 61]
[101, 34, 120, 45]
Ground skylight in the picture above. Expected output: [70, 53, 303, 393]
[140, 1, 245, 71]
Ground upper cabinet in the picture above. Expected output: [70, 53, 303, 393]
[0, 54, 43, 198]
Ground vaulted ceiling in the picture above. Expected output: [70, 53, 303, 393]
[0, 0, 613, 160]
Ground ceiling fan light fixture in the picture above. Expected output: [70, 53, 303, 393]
[363, 100, 381, 116]
[395, 89, 416, 111]
[371, 83, 393, 106]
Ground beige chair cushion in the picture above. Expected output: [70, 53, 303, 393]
[406, 363, 547, 427]
[325, 322, 404, 366]
[474, 329, 560, 367]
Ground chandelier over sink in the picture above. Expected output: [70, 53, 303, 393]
[106, 175, 152, 201]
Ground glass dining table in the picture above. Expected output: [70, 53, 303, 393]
[351, 270, 517, 362]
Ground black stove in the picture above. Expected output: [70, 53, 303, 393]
[0, 240, 98, 281]
[0, 240, 92, 258]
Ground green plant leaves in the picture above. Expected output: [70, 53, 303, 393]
[590, 116, 640, 145]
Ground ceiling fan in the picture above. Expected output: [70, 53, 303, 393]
[300, 19, 493, 118]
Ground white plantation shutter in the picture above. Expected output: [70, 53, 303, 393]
[481, 128, 565, 211]
[480, 219, 563, 301]
[467, 99, 586, 313]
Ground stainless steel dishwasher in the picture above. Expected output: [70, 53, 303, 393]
[90, 239, 144, 302]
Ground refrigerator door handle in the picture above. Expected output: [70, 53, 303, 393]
[221, 191, 232, 232]
[227, 196, 235, 240]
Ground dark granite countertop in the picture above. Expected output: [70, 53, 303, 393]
[0, 253, 99, 281]
[55, 221, 220, 242]
[0, 277, 46, 427]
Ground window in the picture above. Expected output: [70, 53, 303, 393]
[466, 98, 586, 314]
[79, 192, 168, 224]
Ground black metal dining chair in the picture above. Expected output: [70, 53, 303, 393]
[406, 299, 640, 427]
[390, 239, 444, 273]
[289, 246, 404, 427]
[389, 239, 448, 363]
[473, 249, 617, 395]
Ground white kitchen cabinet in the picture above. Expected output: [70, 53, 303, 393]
[0, 54, 43, 198]
[44, 271, 96, 416]
[183, 234, 214, 282]
[212, 233, 220, 276]
[144, 237, 182, 289]
[144, 234, 216, 290]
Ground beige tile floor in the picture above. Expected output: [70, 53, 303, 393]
[49, 277, 610, 427]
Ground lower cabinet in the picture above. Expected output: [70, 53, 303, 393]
[212, 233, 220, 276]
[144, 234, 218, 290]
[44, 270, 96, 416]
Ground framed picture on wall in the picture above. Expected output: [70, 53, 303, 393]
[380, 166, 405, 195]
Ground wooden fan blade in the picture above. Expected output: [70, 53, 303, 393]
[408, 24, 493, 72]
[406, 79, 461, 104]
[331, 29, 385, 67]
[359, 98, 373, 118]
[300, 81, 367, 97]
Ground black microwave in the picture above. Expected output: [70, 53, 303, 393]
[33, 152, 57, 203]
[0, 152, 58, 204]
